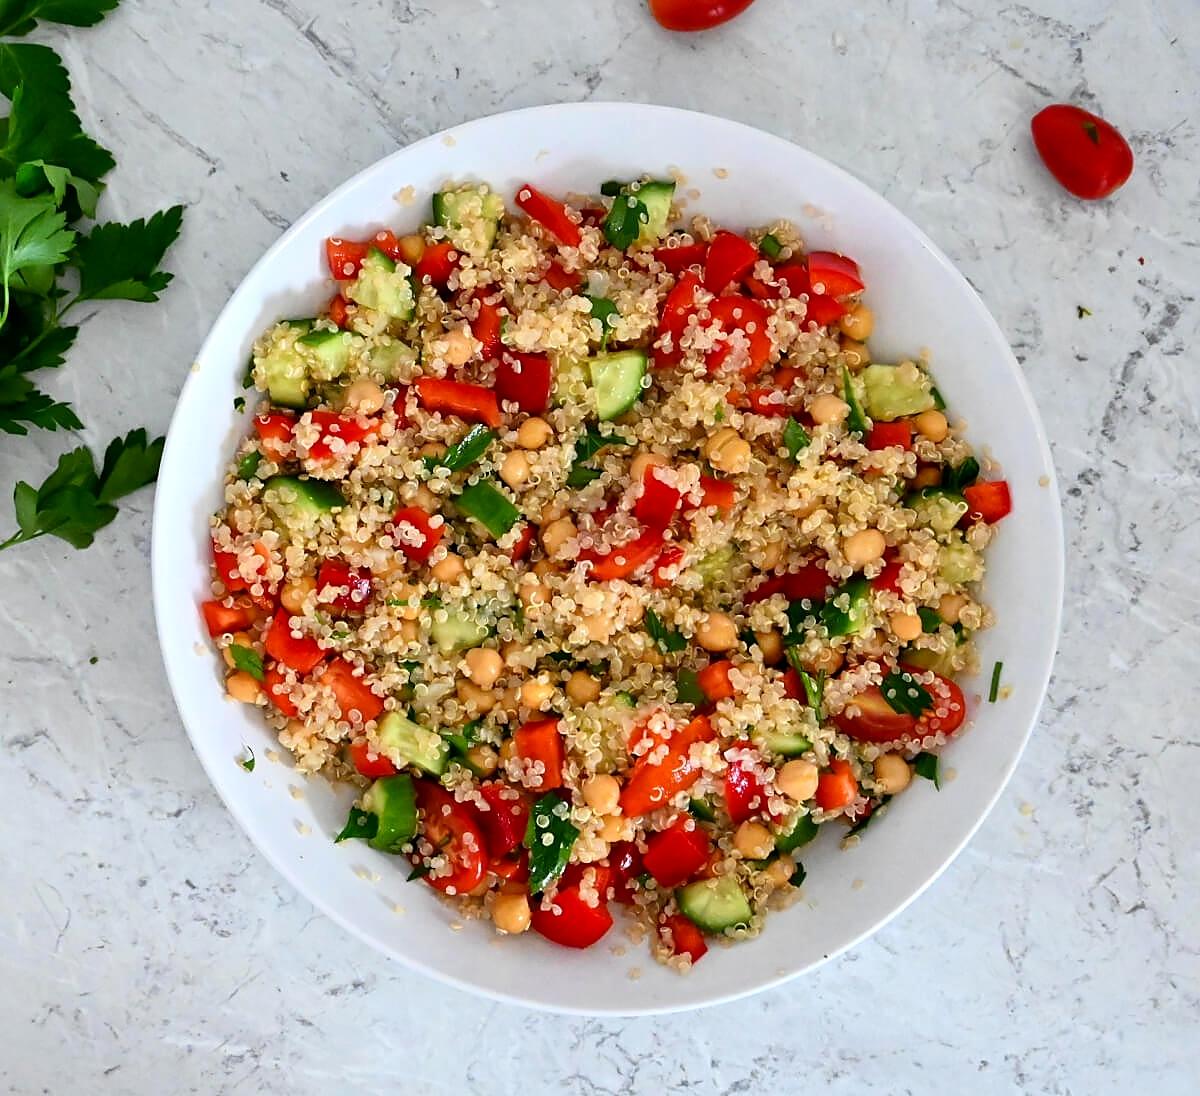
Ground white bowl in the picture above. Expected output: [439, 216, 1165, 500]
[152, 102, 1063, 1015]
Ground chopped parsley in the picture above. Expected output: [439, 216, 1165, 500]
[676, 668, 706, 707]
[240, 746, 256, 773]
[788, 862, 807, 887]
[944, 456, 980, 492]
[917, 607, 942, 633]
[233, 396, 246, 413]
[988, 660, 1003, 703]
[646, 608, 686, 654]
[236, 451, 262, 481]
[524, 794, 579, 894]
[335, 806, 377, 843]
[880, 669, 933, 717]
[566, 424, 629, 486]
[584, 295, 618, 347]
[602, 192, 649, 250]
[228, 643, 264, 681]
[913, 751, 941, 789]
[783, 417, 811, 459]
[1077, 305, 1092, 319]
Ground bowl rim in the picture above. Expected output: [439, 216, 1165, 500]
[152, 100, 1064, 1015]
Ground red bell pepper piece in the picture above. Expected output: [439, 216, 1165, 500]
[509, 523, 535, 563]
[815, 758, 858, 811]
[414, 376, 502, 428]
[494, 352, 552, 414]
[745, 562, 832, 605]
[693, 475, 736, 513]
[872, 554, 904, 595]
[661, 913, 708, 963]
[477, 782, 532, 859]
[304, 410, 379, 461]
[632, 466, 682, 529]
[414, 240, 457, 287]
[262, 662, 300, 717]
[200, 599, 255, 637]
[254, 411, 295, 461]
[543, 260, 580, 291]
[743, 274, 774, 300]
[470, 294, 504, 358]
[642, 818, 710, 888]
[390, 506, 444, 564]
[530, 886, 613, 949]
[319, 658, 384, 722]
[704, 230, 759, 294]
[697, 660, 736, 703]
[515, 183, 582, 247]
[619, 714, 715, 818]
[264, 612, 326, 673]
[349, 740, 397, 778]
[491, 852, 530, 884]
[654, 271, 704, 367]
[805, 293, 849, 326]
[705, 295, 772, 377]
[325, 236, 372, 280]
[866, 421, 912, 451]
[963, 481, 1012, 524]
[652, 240, 708, 272]
[584, 528, 665, 582]
[328, 294, 351, 329]
[806, 251, 865, 297]
[724, 740, 767, 824]
[607, 841, 644, 904]
[652, 543, 686, 588]
[316, 559, 374, 614]
[513, 717, 565, 791]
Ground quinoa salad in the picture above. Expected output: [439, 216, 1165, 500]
[200, 177, 1014, 967]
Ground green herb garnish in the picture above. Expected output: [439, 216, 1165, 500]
[584, 295, 618, 348]
[602, 192, 649, 250]
[676, 667, 706, 706]
[881, 669, 933, 717]
[788, 862, 807, 887]
[240, 746, 256, 773]
[783, 417, 810, 459]
[566, 424, 629, 486]
[760, 233, 783, 260]
[842, 365, 870, 436]
[233, 396, 246, 413]
[524, 794, 579, 894]
[785, 650, 826, 713]
[1077, 305, 1092, 318]
[988, 660, 1003, 703]
[944, 457, 980, 492]
[917, 607, 942, 633]
[645, 608, 686, 654]
[335, 806, 378, 843]
[236, 451, 262, 481]
[229, 644, 264, 681]
[427, 423, 494, 472]
[913, 751, 941, 789]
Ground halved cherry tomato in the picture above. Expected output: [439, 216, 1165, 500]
[264, 611, 326, 674]
[648, 0, 756, 32]
[704, 230, 758, 294]
[866, 421, 912, 451]
[494, 352, 552, 414]
[414, 240, 457, 287]
[513, 718, 565, 791]
[661, 913, 708, 962]
[693, 474, 736, 513]
[815, 758, 858, 811]
[319, 658, 384, 722]
[744, 562, 831, 605]
[620, 714, 715, 818]
[724, 740, 767, 824]
[607, 841, 644, 904]
[415, 782, 488, 896]
[642, 818, 710, 888]
[705, 295, 772, 377]
[328, 294, 351, 329]
[654, 271, 704, 367]
[652, 240, 708, 271]
[559, 860, 614, 897]
[633, 466, 683, 528]
[262, 662, 300, 717]
[515, 183, 582, 247]
[471, 293, 504, 358]
[390, 506, 444, 564]
[652, 543, 686, 588]
[963, 481, 1012, 524]
[477, 782, 532, 859]
[833, 667, 966, 743]
[491, 852, 530, 884]
[316, 559, 373, 614]
[200, 599, 255, 637]
[304, 410, 379, 461]
[543, 260, 580, 291]
[509, 523, 536, 563]
[349, 740, 397, 778]
[697, 660, 736, 702]
[414, 376, 502, 428]
[325, 236, 371, 280]
[583, 528, 665, 582]
[1031, 104, 1134, 200]
[254, 411, 295, 461]
[806, 251, 865, 296]
[530, 885, 613, 948]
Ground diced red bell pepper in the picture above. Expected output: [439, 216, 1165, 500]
[530, 886, 613, 949]
[724, 741, 767, 824]
[414, 240, 457, 288]
[746, 386, 790, 416]
[471, 293, 504, 358]
[200, 599, 255, 637]
[414, 376, 502, 428]
[620, 714, 715, 818]
[607, 841, 644, 904]
[815, 757, 858, 811]
[584, 528, 665, 582]
[328, 294, 351, 329]
[633, 466, 683, 529]
[543, 260, 580, 291]
[515, 183, 582, 247]
[704, 231, 759, 294]
[559, 860, 614, 898]
[805, 293, 849, 327]
[782, 667, 805, 701]
[872, 553, 904, 595]
[642, 818, 710, 888]
[254, 411, 296, 461]
[652, 543, 686, 588]
[390, 506, 444, 564]
[304, 410, 379, 461]
[963, 480, 1012, 524]
[661, 913, 708, 963]
[368, 229, 405, 264]
[212, 539, 271, 595]
[654, 271, 704, 367]
[652, 240, 708, 272]
[316, 559, 374, 614]
[477, 782, 532, 859]
[697, 660, 736, 703]
[319, 658, 384, 722]
[325, 236, 372, 280]
[513, 718, 565, 791]
[806, 251, 865, 297]
[745, 562, 831, 605]
[705, 295, 772, 377]
[509, 523, 535, 563]
[349, 740, 397, 778]
[494, 352, 552, 414]
[262, 662, 300, 717]
[743, 274, 774, 300]
[694, 474, 736, 513]
[866, 421, 912, 451]
[264, 612, 326, 673]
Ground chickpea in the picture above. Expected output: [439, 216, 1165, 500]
[873, 753, 912, 795]
[599, 813, 629, 843]
[585, 614, 613, 643]
[518, 574, 551, 609]
[841, 338, 870, 370]
[759, 539, 786, 570]
[800, 645, 844, 675]
[566, 670, 602, 705]
[465, 647, 504, 689]
[776, 759, 819, 802]
[582, 774, 621, 815]
[457, 679, 497, 714]
[413, 485, 440, 513]
[499, 450, 530, 489]
[430, 552, 465, 584]
[765, 855, 796, 889]
[221, 631, 254, 669]
[843, 528, 887, 569]
[531, 558, 560, 580]
[912, 466, 942, 490]
[498, 737, 519, 765]
[890, 610, 923, 642]
[734, 820, 775, 860]
[226, 671, 262, 704]
[491, 891, 531, 934]
[704, 427, 752, 474]
[938, 593, 969, 625]
[441, 326, 475, 366]
[540, 516, 577, 556]
[754, 629, 784, 665]
[395, 233, 426, 266]
[280, 574, 315, 615]
[344, 378, 385, 415]
[516, 417, 553, 450]
[399, 619, 421, 644]
[417, 442, 447, 460]
[497, 685, 522, 716]
[838, 303, 874, 342]
[630, 451, 666, 482]
[810, 394, 850, 425]
[465, 743, 499, 777]
[695, 611, 739, 653]
[520, 678, 555, 710]
[914, 409, 949, 442]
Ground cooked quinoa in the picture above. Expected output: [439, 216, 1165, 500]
[200, 177, 1012, 968]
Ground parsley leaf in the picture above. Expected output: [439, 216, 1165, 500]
[676, 667, 706, 706]
[236, 451, 261, 481]
[524, 793, 579, 894]
[97, 428, 163, 503]
[783, 417, 810, 459]
[0, 181, 73, 324]
[239, 746, 256, 773]
[880, 669, 933, 717]
[989, 660, 1003, 703]
[8, 318, 77, 373]
[913, 751, 940, 789]
[645, 608, 686, 654]
[917, 607, 942, 633]
[584, 295, 618, 348]
[0, 0, 119, 36]
[602, 192, 649, 250]
[229, 644, 264, 681]
[944, 457, 979, 493]
[73, 204, 184, 302]
[566, 424, 629, 486]
[335, 806, 378, 844]
[0, 362, 80, 433]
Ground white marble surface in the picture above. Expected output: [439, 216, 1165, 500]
[2, 0, 1198, 1092]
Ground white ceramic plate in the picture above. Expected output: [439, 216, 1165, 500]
[152, 102, 1063, 1015]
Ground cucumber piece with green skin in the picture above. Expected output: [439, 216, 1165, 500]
[367, 339, 418, 381]
[756, 725, 812, 757]
[688, 797, 717, 823]
[376, 711, 450, 776]
[775, 811, 819, 854]
[256, 342, 309, 409]
[695, 544, 734, 586]
[860, 363, 936, 421]
[908, 488, 968, 535]
[432, 186, 505, 258]
[633, 180, 675, 244]
[759, 234, 783, 260]
[590, 349, 648, 420]
[938, 535, 983, 584]
[262, 475, 345, 531]
[297, 328, 362, 382]
[455, 481, 521, 538]
[430, 607, 489, 654]
[361, 774, 418, 852]
[676, 875, 753, 933]
[820, 576, 870, 637]
[903, 645, 960, 676]
[842, 365, 870, 436]
[346, 248, 415, 321]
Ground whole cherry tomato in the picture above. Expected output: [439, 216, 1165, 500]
[1030, 104, 1133, 200]
[649, 0, 756, 32]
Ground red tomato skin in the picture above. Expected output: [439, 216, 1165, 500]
[1031, 104, 1134, 200]
[806, 251, 865, 296]
[316, 560, 373, 614]
[304, 410, 378, 461]
[319, 658, 384, 723]
[513, 718, 565, 791]
[652, 241, 708, 271]
[390, 506, 444, 564]
[476, 782, 532, 859]
[349, 740, 397, 778]
[509, 523, 535, 563]
[633, 466, 683, 528]
[494, 352, 552, 414]
[607, 841, 644, 904]
[866, 421, 913, 451]
[262, 663, 300, 718]
[642, 819, 710, 888]
[963, 481, 1012, 524]
[654, 271, 704, 367]
[745, 563, 831, 605]
[254, 411, 295, 461]
[805, 293, 849, 327]
[662, 913, 708, 962]
[872, 554, 904, 596]
[201, 599, 254, 637]
[325, 237, 371, 280]
[697, 660, 736, 702]
[515, 183, 582, 247]
[782, 668, 805, 701]
[543, 260, 580, 291]
[649, 0, 756, 31]
[471, 294, 504, 358]
[328, 295, 351, 329]
[264, 612, 326, 673]
[704, 231, 759, 294]
[693, 475, 736, 513]
[530, 886, 614, 949]
[415, 782, 488, 896]
[414, 241, 457, 287]
[815, 758, 858, 811]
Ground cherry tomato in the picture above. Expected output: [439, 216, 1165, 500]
[833, 666, 967, 743]
[1031, 104, 1133, 200]
[703, 230, 759, 294]
[349, 740, 397, 778]
[262, 662, 300, 718]
[697, 660, 736, 703]
[414, 241, 457, 288]
[530, 886, 613, 949]
[476, 782, 532, 859]
[654, 270, 704, 367]
[744, 562, 832, 605]
[325, 236, 371, 280]
[652, 240, 708, 271]
[633, 465, 683, 529]
[513, 718, 565, 791]
[607, 841, 644, 904]
[390, 506, 444, 564]
[724, 741, 768, 824]
[514, 183, 582, 247]
[806, 251, 865, 297]
[494, 352, 552, 414]
[200, 599, 255, 637]
[963, 481, 1012, 524]
[649, 0, 756, 33]
[414, 782, 488, 896]
[705, 295, 772, 377]
[264, 611, 326, 674]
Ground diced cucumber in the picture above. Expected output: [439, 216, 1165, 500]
[262, 475, 345, 533]
[909, 488, 968, 535]
[455, 481, 521, 538]
[430, 607, 488, 654]
[759, 233, 783, 260]
[297, 328, 362, 382]
[860, 364, 936, 422]
[689, 797, 717, 823]
[633, 180, 675, 244]
[774, 811, 819, 854]
[842, 365, 870, 436]
[938, 535, 984, 584]
[695, 544, 734, 586]
[361, 774, 418, 852]
[432, 185, 505, 258]
[346, 248, 415, 321]
[676, 876, 752, 933]
[614, 691, 637, 708]
[368, 338, 418, 381]
[820, 576, 870, 637]
[903, 645, 960, 676]
[255, 341, 309, 409]
[590, 349, 647, 421]
[756, 724, 811, 757]
[376, 711, 450, 776]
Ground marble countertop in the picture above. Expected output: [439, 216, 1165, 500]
[2, 1, 1197, 1092]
